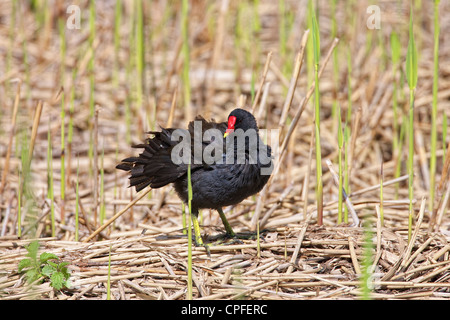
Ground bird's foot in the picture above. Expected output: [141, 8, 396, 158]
[209, 230, 267, 246]
[193, 237, 211, 257]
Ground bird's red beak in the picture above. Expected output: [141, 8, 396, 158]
[224, 115, 236, 138]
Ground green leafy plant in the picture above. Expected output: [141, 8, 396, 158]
[18, 241, 71, 291]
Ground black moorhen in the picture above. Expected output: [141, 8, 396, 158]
[116, 108, 272, 246]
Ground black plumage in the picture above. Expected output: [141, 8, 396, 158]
[116, 108, 272, 245]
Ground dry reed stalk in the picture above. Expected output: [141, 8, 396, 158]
[277, 37, 339, 169]
[259, 183, 293, 228]
[83, 187, 152, 242]
[268, 60, 304, 108]
[286, 210, 314, 274]
[348, 237, 362, 275]
[373, 205, 383, 270]
[349, 175, 409, 198]
[236, 94, 246, 109]
[250, 30, 310, 230]
[229, 279, 278, 300]
[256, 82, 271, 124]
[325, 159, 359, 226]
[278, 30, 310, 129]
[434, 181, 450, 231]
[400, 197, 426, 270]
[251, 51, 272, 113]
[28, 100, 44, 164]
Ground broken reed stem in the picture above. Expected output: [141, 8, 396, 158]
[0, 80, 21, 194]
[286, 210, 314, 274]
[83, 187, 152, 242]
[349, 175, 409, 198]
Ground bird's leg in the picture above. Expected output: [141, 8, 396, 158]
[190, 211, 204, 246]
[190, 210, 211, 256]
[217, 208, 236, 238]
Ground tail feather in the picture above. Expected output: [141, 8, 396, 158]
[116, 128, 185, 191]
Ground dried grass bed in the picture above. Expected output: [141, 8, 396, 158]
[1, 212, 450, 300]
[0, 0, 450, 300]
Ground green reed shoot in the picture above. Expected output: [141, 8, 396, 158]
[88, 0, 95, 179]
[251, 72, 256, 104]
[100, 146, 105, 225]
[279, 0, 292, 77]
[135, 0, 144, 109]
[312, 12, 323, 225]
[19, 129, 37, 238]
[187, 164, 193, 300]
[331, 0, 338, 130]
[338, 106, 343, 224]
[394, 117, 406, 199]
[67, 67, 77, 187]
[182, 203, 187, 235]
[113, 0, 122, 88]
[75, 157, 79, 241]
[306, 0, 314, 87]
[346, 47, 353, 125]
[18, 169, 22, 238]
[181, 0, 191, 120]
[60, 90, 66, 225]
[47, 120, 55, 237]
[21, 21, 31, 103]
[391, 31, 401, 154]
[252, 0, 261, 68]
[344, 125, 350, 223]
[380, 163, 384, 226]
[234, 2, 247, 65]
[406, 7, 418, 242]
[429, 0, 440, 213]
[5, 0, 16, 96]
